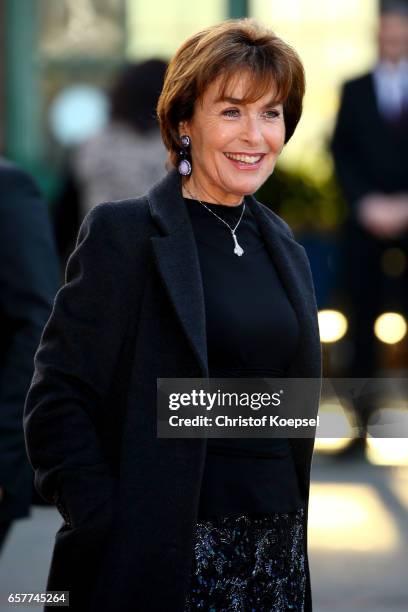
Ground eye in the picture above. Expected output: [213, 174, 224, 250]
[263, 109, 281, 119]
[222, 108, 240, 118]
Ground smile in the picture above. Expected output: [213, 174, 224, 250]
[224, 152, 264, 164]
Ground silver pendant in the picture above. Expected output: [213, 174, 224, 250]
[232, 232, 244, 256]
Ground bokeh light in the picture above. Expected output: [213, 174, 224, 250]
[374, 312, 407, 344]
[318, 309, 348, 343]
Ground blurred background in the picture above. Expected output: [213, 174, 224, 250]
[0, 1, 408, 610]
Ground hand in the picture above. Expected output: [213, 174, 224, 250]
[357, 193, 408, 239]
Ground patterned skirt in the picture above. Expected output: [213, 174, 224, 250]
[184, 507, 306, 612]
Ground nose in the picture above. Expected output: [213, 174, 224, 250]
[240, 114, 263, 146]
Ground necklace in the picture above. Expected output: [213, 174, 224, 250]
[184, 186, 246, 256]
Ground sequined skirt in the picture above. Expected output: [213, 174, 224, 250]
[184, 507, 306, 612]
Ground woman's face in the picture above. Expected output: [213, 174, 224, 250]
[179, 72, 286, 205]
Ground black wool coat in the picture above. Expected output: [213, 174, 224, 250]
[24, 168, 321, 612]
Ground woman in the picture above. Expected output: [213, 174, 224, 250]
[24, 18, 321, 612]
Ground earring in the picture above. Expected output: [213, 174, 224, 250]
[177, 134, 192, 176]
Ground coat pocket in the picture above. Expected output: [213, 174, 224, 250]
[53, 470, 117, 531]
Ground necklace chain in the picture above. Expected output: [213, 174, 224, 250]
[184, 186, 246, 256]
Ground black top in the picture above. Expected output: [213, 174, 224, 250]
[184, 196, 305, 517]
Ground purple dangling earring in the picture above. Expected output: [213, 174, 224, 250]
[177, 134, 192, 176]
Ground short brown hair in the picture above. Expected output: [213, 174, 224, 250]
[157, 18, 306, 168]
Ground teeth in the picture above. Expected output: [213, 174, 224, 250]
[225, 153, 262, 164]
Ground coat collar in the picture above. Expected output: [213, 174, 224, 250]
[147, 169, 320, 378]
[148, 170, 208, 375]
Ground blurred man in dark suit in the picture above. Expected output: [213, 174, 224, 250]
[0, 159, 59, 551]
[331, 0, 408, 383]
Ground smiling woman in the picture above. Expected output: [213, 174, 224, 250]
[24, 17, 320, 612]
[177, 75, 286, 204]
[157, 20, 319, 612]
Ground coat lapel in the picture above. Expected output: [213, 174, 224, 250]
[147, 170, 208, 376]
[248, 196, 321, 379]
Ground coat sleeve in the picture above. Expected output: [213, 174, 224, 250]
[331, 82, 374, 213]
[24, 203, 131, 528]
[0, 167, 59, 502]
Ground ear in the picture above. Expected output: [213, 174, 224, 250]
[178, 120, 190, 138]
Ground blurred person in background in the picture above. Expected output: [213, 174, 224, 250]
[0, 159, 59, 552]
[53, 59, 168, 268]
[331, 0, 408, 387]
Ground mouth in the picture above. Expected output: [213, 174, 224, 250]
[224, 152, 266, 169]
